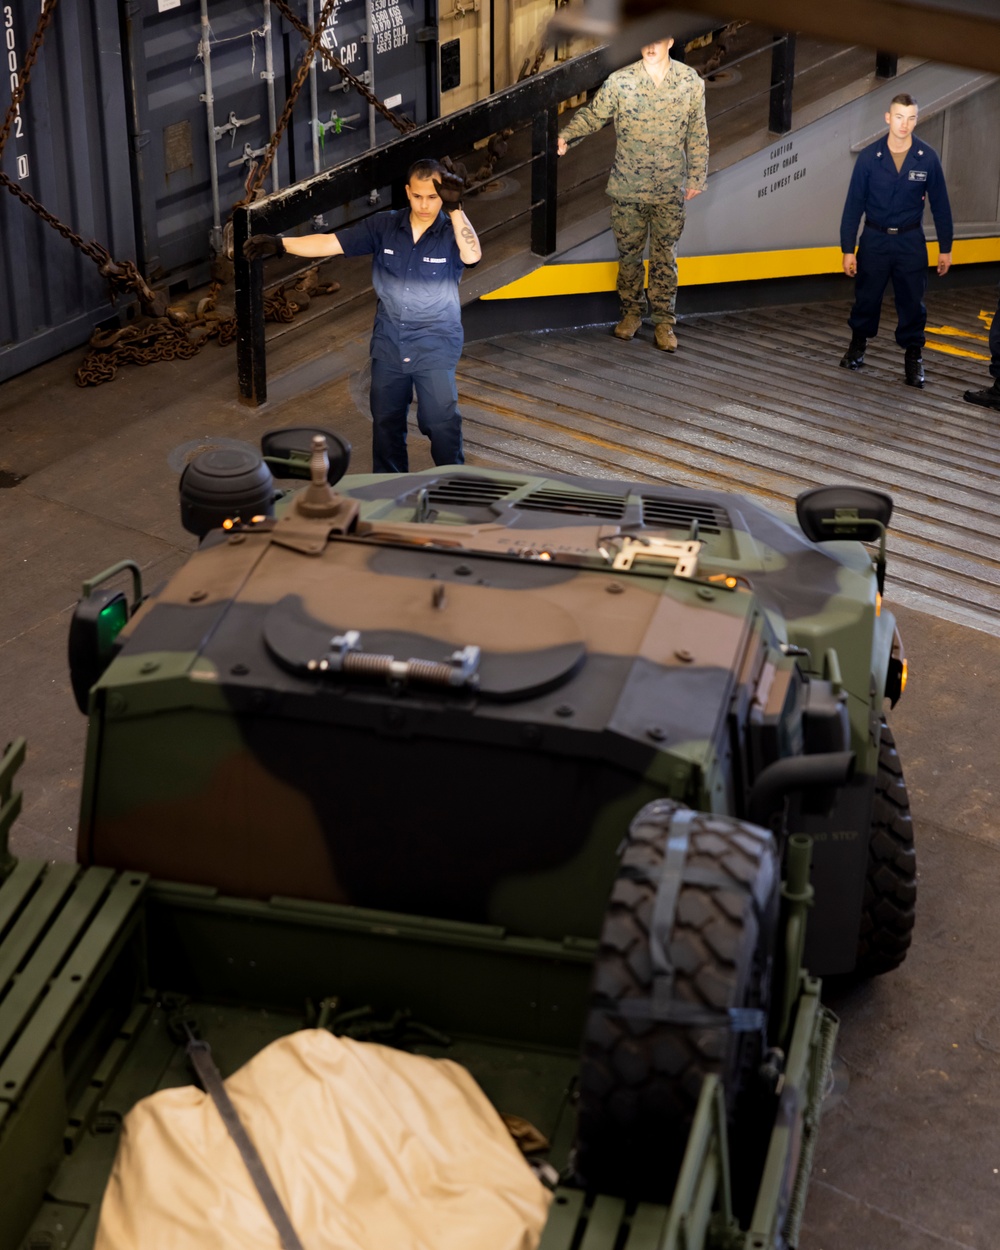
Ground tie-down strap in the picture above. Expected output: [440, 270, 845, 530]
[604, 803, 766, 1034]
[186, 1034, 306, 1250]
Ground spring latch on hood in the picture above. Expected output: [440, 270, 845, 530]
[306, 630, 481, 690]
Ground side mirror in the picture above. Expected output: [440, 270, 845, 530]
[68, 561, 144, 714]
[796, 485, 893, 594]
[795, 486, 893, 544]
[261, 427, 351, 485]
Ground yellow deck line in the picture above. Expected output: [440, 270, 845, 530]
[924, 342, 990, 361]
[481, 236, 1000, 301]
[924, 324, 991, 342]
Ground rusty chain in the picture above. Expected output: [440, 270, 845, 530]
[73, 285, 326, 385]
[235, 0, 338, 209]
[271, 0, 415, 134]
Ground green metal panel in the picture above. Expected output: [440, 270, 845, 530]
[0, 1046, 70, 1250]
[64, 993, 156, 1152]
[538, 1188, 587, 1250]
[0, 864, 82, 1050]
[0, 866, 108, 1065]
[0, 857, 45, 940]
[623, 1203, 669, 1248]
[0, 864, 148, 1250]
[578, 1195, 628, 1250]
[0, 871, 145, 1101]
[145, 885, 595, 1050]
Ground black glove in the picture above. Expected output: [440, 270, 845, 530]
[434, 171, 465, 213]
[243, 234, 286, 261]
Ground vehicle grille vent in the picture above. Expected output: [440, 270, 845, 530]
[425, 477, 523, 508]
[640, 497, 731, 534]
[518, 487, 627, 520]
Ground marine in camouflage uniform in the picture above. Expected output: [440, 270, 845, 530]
[558, 40, 708, 351]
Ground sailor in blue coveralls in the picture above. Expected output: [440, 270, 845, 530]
[840, 93, 953, 387]
[244, 160, 482, 471]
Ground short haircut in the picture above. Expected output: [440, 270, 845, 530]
[890, 93, 918, 109]
[407, 159, 446, 184]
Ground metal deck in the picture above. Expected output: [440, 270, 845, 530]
[457, 285, 1000, 637]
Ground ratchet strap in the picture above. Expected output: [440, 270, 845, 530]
[185, 1033, 306, 1250]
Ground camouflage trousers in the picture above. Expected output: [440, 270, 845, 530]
[610, 198, 685, 325]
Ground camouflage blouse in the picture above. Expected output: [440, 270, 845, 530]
[559, 58, 709, 203]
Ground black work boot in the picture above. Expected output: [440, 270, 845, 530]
[963, 378, 1000, 410]
[840, 335, 867, 370]
[904, 345, 925, 388]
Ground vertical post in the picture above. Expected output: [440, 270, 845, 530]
[234, 205, 268, 405]
[309, 0, 322, 178]
[365, 0, 378, 152]
[199, 0, 223, 254]
[768, 32, 796, 135]
[531, 106, 558, 257]
[875, 51, 898, 79]
[263, 0, 279, 193]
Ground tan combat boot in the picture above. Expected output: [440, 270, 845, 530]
[613, 312, 643, 340]
[654, 323, 678, 352]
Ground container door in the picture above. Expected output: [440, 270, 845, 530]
[286, 0, 439, 225]
[123, 0, 293, 289]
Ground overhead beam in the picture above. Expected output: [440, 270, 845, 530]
[639, 0, 1000, 75]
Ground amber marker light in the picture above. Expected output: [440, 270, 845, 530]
[222, 518, 234, 530]
[251, 515, 266, 524]
[876, 592, 882, 616]
[900, 658, 909, 695]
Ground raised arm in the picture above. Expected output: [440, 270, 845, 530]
[434, 172, 482, 265]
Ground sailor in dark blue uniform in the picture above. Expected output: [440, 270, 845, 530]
[839, 93, 953, 387]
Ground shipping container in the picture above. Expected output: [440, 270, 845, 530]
[0, 0, 136, 381]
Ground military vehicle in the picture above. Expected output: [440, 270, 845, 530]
[1, 429, 915, 1249]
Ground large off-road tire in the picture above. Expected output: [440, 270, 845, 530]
[573, 801, 780, 1206]
[855, 718, 916, 976]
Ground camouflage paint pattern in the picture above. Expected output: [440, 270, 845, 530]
[559, 59, 709, 202]
[610, 199, 685, 322]
[78, 466, 895, 972]
[559, 58, 707, 321]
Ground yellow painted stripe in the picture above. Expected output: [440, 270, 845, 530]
[481, 236, 1000, 301]
[925, 323, 991, 343]
[924, 342, 990, 361]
